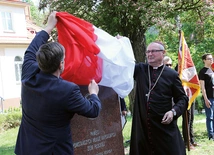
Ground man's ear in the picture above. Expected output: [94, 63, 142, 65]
[59, 61, 63, 70]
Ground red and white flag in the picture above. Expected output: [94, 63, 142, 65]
[178, 31, 200, 110]
[56, 12, 135, 98]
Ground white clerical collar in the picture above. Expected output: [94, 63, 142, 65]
[151, 63, 164, 69]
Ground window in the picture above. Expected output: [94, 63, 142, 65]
[1, 12, 13, 31]
[14, 56, 23, 84]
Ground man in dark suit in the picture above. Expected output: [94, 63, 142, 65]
[15, 11, 101, 155]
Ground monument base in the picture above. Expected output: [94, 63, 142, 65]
[71, 86, 124, 155]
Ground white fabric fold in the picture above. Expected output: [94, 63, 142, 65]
[94, 26, 135, 98]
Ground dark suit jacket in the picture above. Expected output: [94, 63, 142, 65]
[15, 30, 101, 155]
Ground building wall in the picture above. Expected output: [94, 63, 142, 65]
[1, 47, 25, 97]
[0, 55, 22, 111]
[0, 1, 36, 111]
[0, 4, 27, 39]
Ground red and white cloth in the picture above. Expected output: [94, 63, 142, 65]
[56, 12, 135, 98]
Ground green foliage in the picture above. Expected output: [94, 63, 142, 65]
[0, 109, 22, 133]
[195, 93, 204, 114]
[0, 109, 21, 154]
[0, 115, 6, 128]
[122, 116, 132, 148]
[26, 0, 47, 27]
[152, 6, 214, 72]
[124, 96, 130, 113]
[145, 26, 159, 45]
[38, 0, 213, 62]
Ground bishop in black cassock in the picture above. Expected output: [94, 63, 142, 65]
[129, 62, 188, 155]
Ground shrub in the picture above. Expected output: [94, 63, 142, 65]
[0, 114, 6, 127]
[0, 108, 22, 133]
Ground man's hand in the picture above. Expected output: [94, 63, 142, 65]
[161, 110, 174, 124]
[205, 98, 211, 108]
[44, 11, 58, 34]
[88, 79, 99, 95]
[122, 110, 128, 116]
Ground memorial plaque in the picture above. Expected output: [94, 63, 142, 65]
[71, 86, 124, 155]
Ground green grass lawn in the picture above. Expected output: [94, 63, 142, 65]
[0, 127, 18, 155]
[0, 113, 213, 155]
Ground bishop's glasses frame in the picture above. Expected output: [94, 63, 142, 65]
[146, 50, 163, 54]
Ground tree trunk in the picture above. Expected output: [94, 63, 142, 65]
[131, 29, 147, 63]
[128, 29, 147, 114]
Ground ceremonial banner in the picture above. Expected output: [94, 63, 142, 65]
[56, 12, 135, 98]
[178, 31, 200, 110]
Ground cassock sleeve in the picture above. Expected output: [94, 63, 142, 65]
[172, 74, 188, 118]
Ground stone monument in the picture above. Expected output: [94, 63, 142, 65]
[71, 86, 124, 155]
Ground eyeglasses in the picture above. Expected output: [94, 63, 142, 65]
[165, 64, 172, 67]
[146, 50, 163, 54]
[206, 58, 213, 60]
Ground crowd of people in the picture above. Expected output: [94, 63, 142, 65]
[14, 11, 213, 155]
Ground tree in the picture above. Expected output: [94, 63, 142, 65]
[38, 0, 213, 112]
[25, 0, 46, 27]
[153, 4, 214, 73]
[38, 0, 213, 60]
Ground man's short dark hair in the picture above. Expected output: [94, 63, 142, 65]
[36, 42, 64, 73]
[201, 53, 212, 60]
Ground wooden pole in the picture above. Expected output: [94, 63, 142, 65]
[177, 24, 191, 151]
[184, 110, 190, 151]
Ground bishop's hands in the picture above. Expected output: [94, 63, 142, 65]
[88, 80, 99, 96]
[161, 110, 174, 124]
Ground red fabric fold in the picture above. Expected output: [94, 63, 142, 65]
[56, 12, 102, 85]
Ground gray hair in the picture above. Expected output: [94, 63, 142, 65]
[148, 41, 165, 50]
[163, 56, 172, 62]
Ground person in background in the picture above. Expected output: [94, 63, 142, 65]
[129, 41, 188, 155]
[163, 55, 173, 68]
[182, 98, 199, 149]
[120, 97, 128, 129]
[15, 11, 101, 155]
[120, 97, 128, 116]
[198, 53, 214, 141]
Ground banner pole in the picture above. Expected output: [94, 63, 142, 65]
[176, 16, 190, 151]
